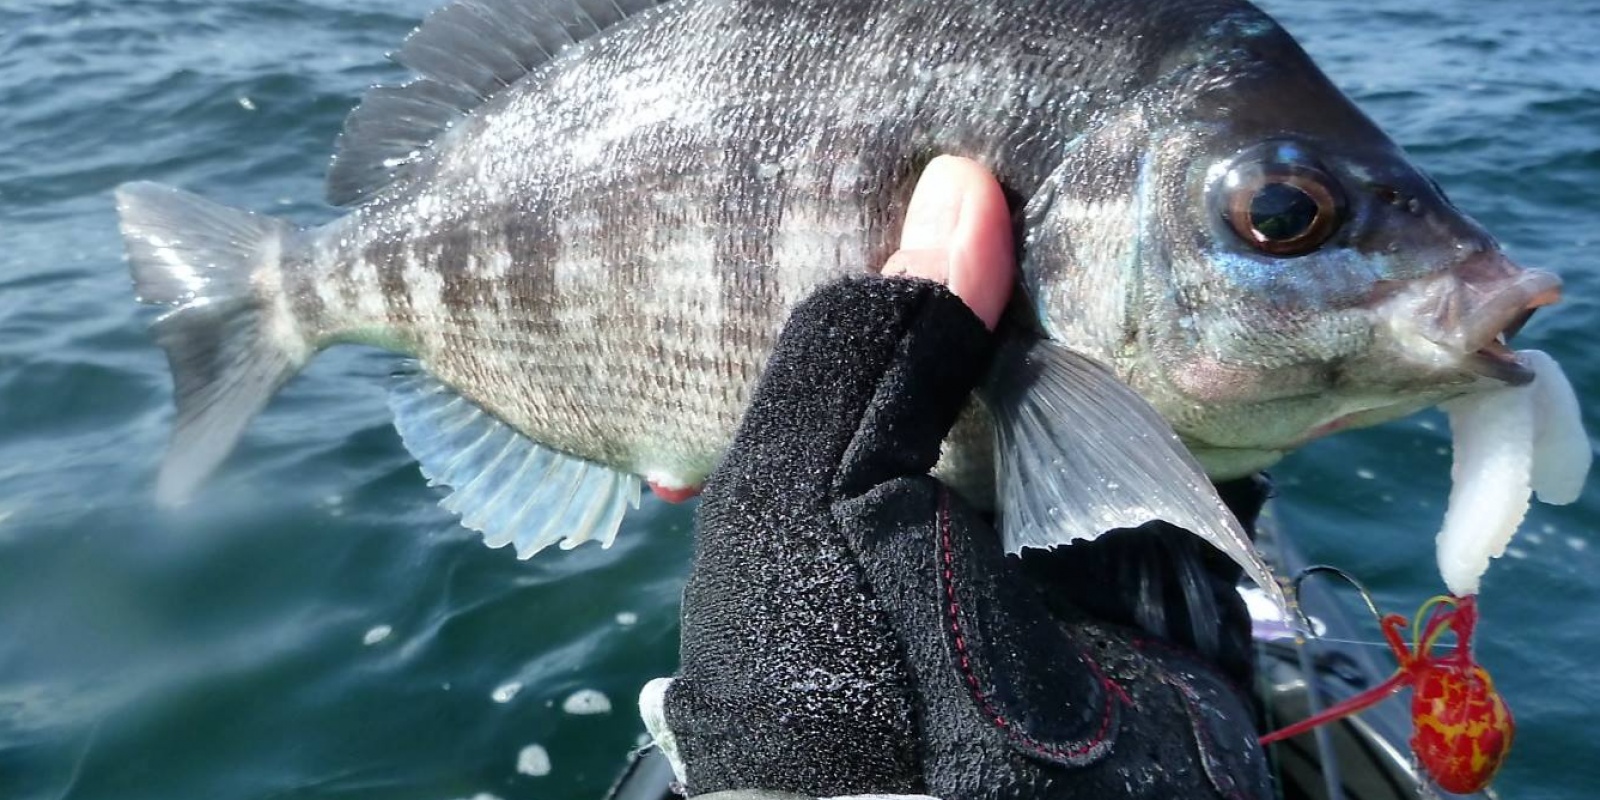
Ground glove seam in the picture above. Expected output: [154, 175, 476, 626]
[1171, 678, 1250, 800]
[936, 487, 1128, 766]
[1131, 637, 1255, 800]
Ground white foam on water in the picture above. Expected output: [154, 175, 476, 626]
[362, 625, 392, 646]
[516, 744, 551, 777]
[562, 689, 611, 715]
[491, 682, 523, 704]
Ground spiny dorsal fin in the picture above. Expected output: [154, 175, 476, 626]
[328, 0, 671, 207]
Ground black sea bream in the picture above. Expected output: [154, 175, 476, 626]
[117, 0, 1561, 603]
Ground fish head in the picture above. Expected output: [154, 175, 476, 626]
[1020, 12, 1562, 479]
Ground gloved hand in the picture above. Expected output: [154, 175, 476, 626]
[640, 158, 1273, 800]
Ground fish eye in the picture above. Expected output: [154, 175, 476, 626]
[1219, 152, 1346, 257]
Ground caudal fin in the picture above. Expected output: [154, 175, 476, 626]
[116, 182, 307, 506]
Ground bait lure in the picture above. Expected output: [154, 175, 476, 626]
[1262, 578, 1514, 794]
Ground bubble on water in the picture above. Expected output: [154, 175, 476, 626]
[562, 689, 612, 715]
[1525, 532, 1545, 545]
[1567, 537, 1589, 552]
[516, 744, 551, 777]
[1356, 468, 1376, 480]
[615, 611, 638, 627]
[492, 682, 523, 704]
[237, 96, 256, 111]
[1505, 547, 1528, 560]
[362, 625, 393, 646]
[447, 794, 503, 800]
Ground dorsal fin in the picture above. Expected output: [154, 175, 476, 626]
[327, 0, 670, 207]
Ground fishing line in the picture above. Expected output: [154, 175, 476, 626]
[1294, 635, 1393, 649]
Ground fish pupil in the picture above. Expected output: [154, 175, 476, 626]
[1250, 182, 1319, 242]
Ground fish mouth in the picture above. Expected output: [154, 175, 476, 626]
[1461, 286, 1561, 385]
[1468, 338, 1537, 385]
[1433, 254, 1563, 386]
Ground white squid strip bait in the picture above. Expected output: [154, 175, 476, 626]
[1524, 350, 1591, 505]
[1437, 350, 1591, 596]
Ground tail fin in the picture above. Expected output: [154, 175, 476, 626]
[116, 182, 308, 506]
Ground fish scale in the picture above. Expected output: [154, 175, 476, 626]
[322, 143, 910, 477]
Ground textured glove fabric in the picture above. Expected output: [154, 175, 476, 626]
[664, 276, 1272, 799]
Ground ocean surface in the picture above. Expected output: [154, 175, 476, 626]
[1, 1, 1597, 798]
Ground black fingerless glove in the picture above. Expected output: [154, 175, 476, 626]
[661, 276, 1272, 799]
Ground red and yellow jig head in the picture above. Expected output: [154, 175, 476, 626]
[1261, 588, 1514, 794]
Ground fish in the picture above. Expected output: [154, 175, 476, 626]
[115, 0, 1564, 613]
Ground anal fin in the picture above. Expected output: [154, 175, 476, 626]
[389, 371, 640, 558]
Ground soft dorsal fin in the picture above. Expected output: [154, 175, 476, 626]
[328, 0, 671, 206]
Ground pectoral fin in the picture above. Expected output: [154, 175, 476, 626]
[984, 338, 1287, 615]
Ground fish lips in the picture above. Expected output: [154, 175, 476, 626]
[1460, 273, 1562, 386]
[1384, 253, 1563, 386]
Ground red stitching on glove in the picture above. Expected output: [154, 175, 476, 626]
[1128, 639, 1249, 800]
[936, 488, 1123, 762]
